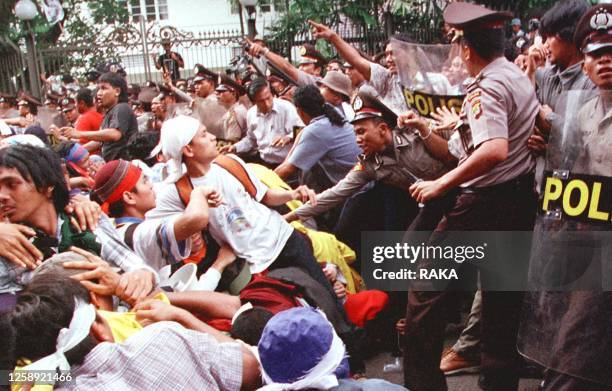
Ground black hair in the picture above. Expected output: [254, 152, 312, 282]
[390, 32, 417, 44]
[99, 72, 129, 103]
[382, 32, 417, 51]
[0, 145, 69, 212]
[61, 74, 75, 84]
[25, 103, 38, 116]
[539, 0, 589, 44]
[24, 125, 49, 145]
[293, 84, 345, 127]
[76, 88, 94, 107]
[0, 315, 15, 371]
[108, 200, 126, 218]
[230, 307, 274, 346]
[53, 141, 83, 178]
[247, 77, 270, 102]
[105, 181, 140, 218]
[1, 274, 95, 370]
[127, 131, 160, 166]
[463, 28, 506, 61]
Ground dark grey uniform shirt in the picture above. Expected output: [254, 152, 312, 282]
[575, 93, 612, 176]
[535, 62, 594, 114]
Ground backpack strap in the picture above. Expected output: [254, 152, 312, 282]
[123, 223, 139, 250]
[175, 174, 194, 207]
[213, 155, 257, 198]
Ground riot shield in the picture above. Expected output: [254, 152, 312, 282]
[191, 96, 229, 141]
[518, 90, 612, 385]
[0, 108, 18, 120]
[392, 39, 468, 118]
[36, 107, 60, 132]
[166, 102, 191, 119]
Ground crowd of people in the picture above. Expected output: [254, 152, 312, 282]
[0, 0, 610, 390]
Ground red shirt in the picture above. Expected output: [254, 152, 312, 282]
[75, 107, 103, 145]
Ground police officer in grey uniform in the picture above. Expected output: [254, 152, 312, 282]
[285, 89, 451, 224]
[573, 4, 612, 176]
[404, 3, 540, 391]
[518, 5, 612, 390]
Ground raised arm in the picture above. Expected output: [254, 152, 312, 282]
[309, 20, 372, 80]
[173, 186, 223, 241]
[246, 37, 300, 82]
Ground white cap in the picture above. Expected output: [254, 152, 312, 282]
[2, 134, 45, 147]
[159, 115, 200, 182]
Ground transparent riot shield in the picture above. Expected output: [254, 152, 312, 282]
[36, 107, 61, 132]
[392, 39, 468, 118]
[0, 108, 18, 120]
[166, 102, 191, 119]
[518, 90, 612, 386]
[191, 96, 229, 141]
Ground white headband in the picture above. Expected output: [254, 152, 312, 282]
[256, 310, 347, 391]
[231, 302, 254, 325]
[160, 115, 200, 182]
[23, 299, 97, 374]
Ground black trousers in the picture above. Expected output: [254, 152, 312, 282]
[403, 174, 537, 391]
[269, 229, 367, 373]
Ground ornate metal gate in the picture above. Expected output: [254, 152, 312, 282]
[38, 19, 245, 85]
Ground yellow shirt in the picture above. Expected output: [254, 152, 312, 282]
[247, 163, 364, 293]
[12, 293, 170, 391]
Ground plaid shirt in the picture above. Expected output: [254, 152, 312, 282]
[0, 214, 157, 294]
[56, 321, 243, 391]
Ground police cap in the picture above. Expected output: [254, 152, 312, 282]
[444, 3, 512, 32]
[216, 74, 247, 96]
[266, 66, 286, 84]
[60, 97, 76, 111]
[350, 90, 397, 128]
[574, 4, 612, 54]
[193, 64, 218, 83]
[298, 44, 327, 67]
[18, 94, 41, 107]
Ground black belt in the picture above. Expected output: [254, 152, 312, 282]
[460, 173, 535, 195]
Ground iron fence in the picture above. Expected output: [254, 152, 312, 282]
[0, 45, 28, 96]
[1, 15, 442, 96]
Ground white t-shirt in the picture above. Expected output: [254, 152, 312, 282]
[116, 215, 191, 271]
[148, 155, 294, 273]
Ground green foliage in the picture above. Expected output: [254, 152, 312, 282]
[264, 0, 571, 53]
[1, 1, 128, 76]
[265, 0, 445, 53]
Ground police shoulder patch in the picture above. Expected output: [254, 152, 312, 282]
[467, 89, 483, 120]
[471, 101, 483, 120]
[466, 89, 481, 103]
[352, 162, 364, 172]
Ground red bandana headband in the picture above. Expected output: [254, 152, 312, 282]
[95, 160, 142, 211]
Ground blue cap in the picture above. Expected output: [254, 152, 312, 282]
[511, 18, 521, 26]
[258, 307, 334, 384]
